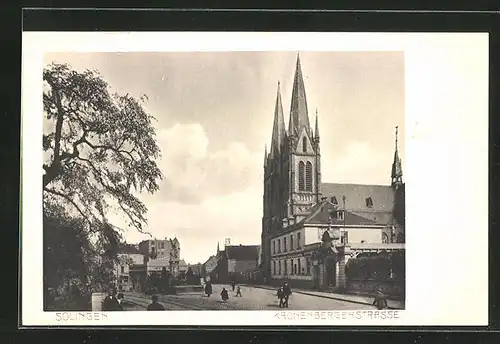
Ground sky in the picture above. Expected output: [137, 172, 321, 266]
[44, 51, 405, 265]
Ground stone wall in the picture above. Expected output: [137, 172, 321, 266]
[346, 279, 405, 299]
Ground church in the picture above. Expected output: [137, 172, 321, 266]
[260, 54, 405, 290]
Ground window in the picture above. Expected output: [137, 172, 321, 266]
[305, 162, 313, 191]
[331, 196, 338, 205]
[338, 210, 344, 220]
[284, 237, 287, 252]
[298, 161, 305, 191]
[306, 257, 311, 275]
[278, 239, 281, 253]
[121, 266, 125, 274]
[302, 137, 307, 152]
[273, 261, 276, 275]
[284, 260, 287, 275]
[290, 235, 294, 250]
[298, 259, 301, 275]
[291, 259, 294, 274]
[272, 240, 276, 254]
[160, 242, 164, 249]
[365, 197, 373, 208]
[297, 232, 301, 248]
[279, 261, 282, 274]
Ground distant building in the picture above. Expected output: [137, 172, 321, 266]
[114, 244, 144, 292]
[189, 263, 203, 276]
[203, 255, 218, 281]
[138, 237, 181, 273]
[212, 244, 260, 283]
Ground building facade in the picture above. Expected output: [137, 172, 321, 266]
[260, 54, 405, 287]
[138, 237, 181, 270]
[114, 245, 145, 292]
[212, 244, 260, 283]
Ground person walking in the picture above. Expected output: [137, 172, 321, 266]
[231, 280, 236, 292]
[205, 281, 213, 297]
[282, 282, 292, 308]
[147, 295, 166, 311]
[221, 287, 229, 303]
[373, 286, 388, 310]
[276, 287, 284, 308]
[235, 285, 242, 297]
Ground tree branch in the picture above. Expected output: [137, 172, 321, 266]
[44, 187, 93, 227]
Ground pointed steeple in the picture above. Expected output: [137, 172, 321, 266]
[289, 53, 311, 137]
[314, 109, 320, 139]
[264, 144, 268, 167]
[391, 126, 403, 187]
[217, 241, 220, 254]
[270, 81, 286, 158]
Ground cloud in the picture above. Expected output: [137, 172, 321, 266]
[155, 123, 262, 204]
[122, 188, 263, 263]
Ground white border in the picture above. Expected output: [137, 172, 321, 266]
[21, 32, 489, 326]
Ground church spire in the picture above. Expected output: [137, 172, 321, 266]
[314, 109, 320, 139]
[217, 241, 220, 254]
[264, 144, 268, 167]
[391, 125, 403, 187]
[270, 81, 286, 158]
[288, 53, 310, 137]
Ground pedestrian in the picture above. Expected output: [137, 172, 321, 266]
[276, 287, 284, 308]
[373, 286, 388, 310]
[221, 287, 229, 303]
[205, 281, 213, 297]
[147, 295, 166, 311]
[231, 280, 236, 292]
[235, 285, 242, 297]
[116, 293, 124, 308]
[282, 282, 292, 308]
[102, 286, 122, 311]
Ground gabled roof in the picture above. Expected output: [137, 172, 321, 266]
[303, 201, 379, 226]
[320, 183, 394, 213]
[224, 245, 260, 261]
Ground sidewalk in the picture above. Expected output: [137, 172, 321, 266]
[241, 284, 404, 310]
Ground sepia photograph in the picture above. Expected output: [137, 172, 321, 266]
[41, 51, 405, 313]
[21, 32, 488, 326]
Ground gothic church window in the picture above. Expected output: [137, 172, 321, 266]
[365, 197, 373, 208]
[298, 161, 305, 191]
[305, 161, 313, 191]
[302, 137, 307, 152]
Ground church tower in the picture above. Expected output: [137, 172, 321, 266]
[261, 54, 322, 278]
[285, 54, 322, 218]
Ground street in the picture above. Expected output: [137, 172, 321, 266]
[123, 284, 376, 311]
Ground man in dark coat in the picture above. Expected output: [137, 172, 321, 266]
[147, 295, 166, 311]
[282, 282, 292, 308]
[102, 287, 123, 311]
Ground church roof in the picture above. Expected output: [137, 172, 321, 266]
[320, 182, 394, 213]
[303, 201, 377, 226]
[302, 200, 380, 226]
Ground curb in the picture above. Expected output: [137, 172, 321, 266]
[241, 284, 401, 310]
